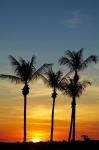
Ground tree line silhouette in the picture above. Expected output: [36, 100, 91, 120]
[0, 48, 98, 144]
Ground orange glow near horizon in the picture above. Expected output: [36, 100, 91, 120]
[0, 81, 99, 142]
[32, 139, 40, 143]
[28, 131, 47, 142]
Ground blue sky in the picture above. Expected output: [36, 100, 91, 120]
[0, 0, 99, 72]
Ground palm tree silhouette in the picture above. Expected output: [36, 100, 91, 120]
[59, 48, 97, 75]
[0, 55, 52, 143]
[41, 67, 65, 142]
[59, 48, 98, 141]
[61, 76, 91, 142]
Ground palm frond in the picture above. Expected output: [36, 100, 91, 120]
[59, 56, 73, 67]
[80, 55, 98, 70]
[56, 70, 63, 81]
[20, 56, 36, 82]
[59, 48, 98, 73]
[29, 55, 36, 71]
[77, 48, 84, 60]
[59, 50, 79, 71]
[41, 67, 66, 91]
[8, 55, 23, 77]
[9, 55, 36, 83]
[27, 56, 36, 82]
[0, 74, 21, 83]
[40, 64, 53, 74]
[81, 80, 91, 88]
[38, 73, 50, 87]
[8, 55, 21, 69]
[32, 63, 53, 80]
[19, 57, 27, 65]
[59, 71, 71, 83]
[65, 50, 75, 60]
[30, 55, 36, 65]
[61, 77, 91, 98]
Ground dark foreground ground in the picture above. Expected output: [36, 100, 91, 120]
[0, 141, 99, 150]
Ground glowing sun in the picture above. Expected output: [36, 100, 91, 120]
[32, 138, 40, 143]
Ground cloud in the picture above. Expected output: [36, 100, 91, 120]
[64, 11, 83, 27]
[67, 16, 82, 25]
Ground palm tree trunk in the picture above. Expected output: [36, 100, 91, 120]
[24, 94, 27, 143]
[50, 96, 56, 142]
[22, 83, 29, 144]
[72, 96, 76, 141]
[68, 108, 73, 142]
[71, 71, 78, 142]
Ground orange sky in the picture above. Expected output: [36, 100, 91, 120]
[0, 78, 99, 142]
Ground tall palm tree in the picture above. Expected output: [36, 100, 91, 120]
[41, 67, 65, 142]
[0, 55, 52, 143]
[59, 48, 98, 141]
[61, 76, 91, 142]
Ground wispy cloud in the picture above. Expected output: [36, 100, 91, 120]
[64, 11, 83, 27]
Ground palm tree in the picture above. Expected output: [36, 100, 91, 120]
[59, 48, 97, 77]
[0, 55, 52, 143]
[41, 67, 65, 142]
[61, 76, 91, 142]
[59, 48, 98, 141]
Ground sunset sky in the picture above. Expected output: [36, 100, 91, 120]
[0, 0, 99, 142]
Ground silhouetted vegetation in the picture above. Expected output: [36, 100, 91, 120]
[0, 55, 52, 143]
[41, 67, 66, 142]
[82, 135, 91, 141]
[0, 141, 99, 150]
[61, 76, 91, 142]
[0, 49, 98, 144]
[59, 48, 98, 141]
